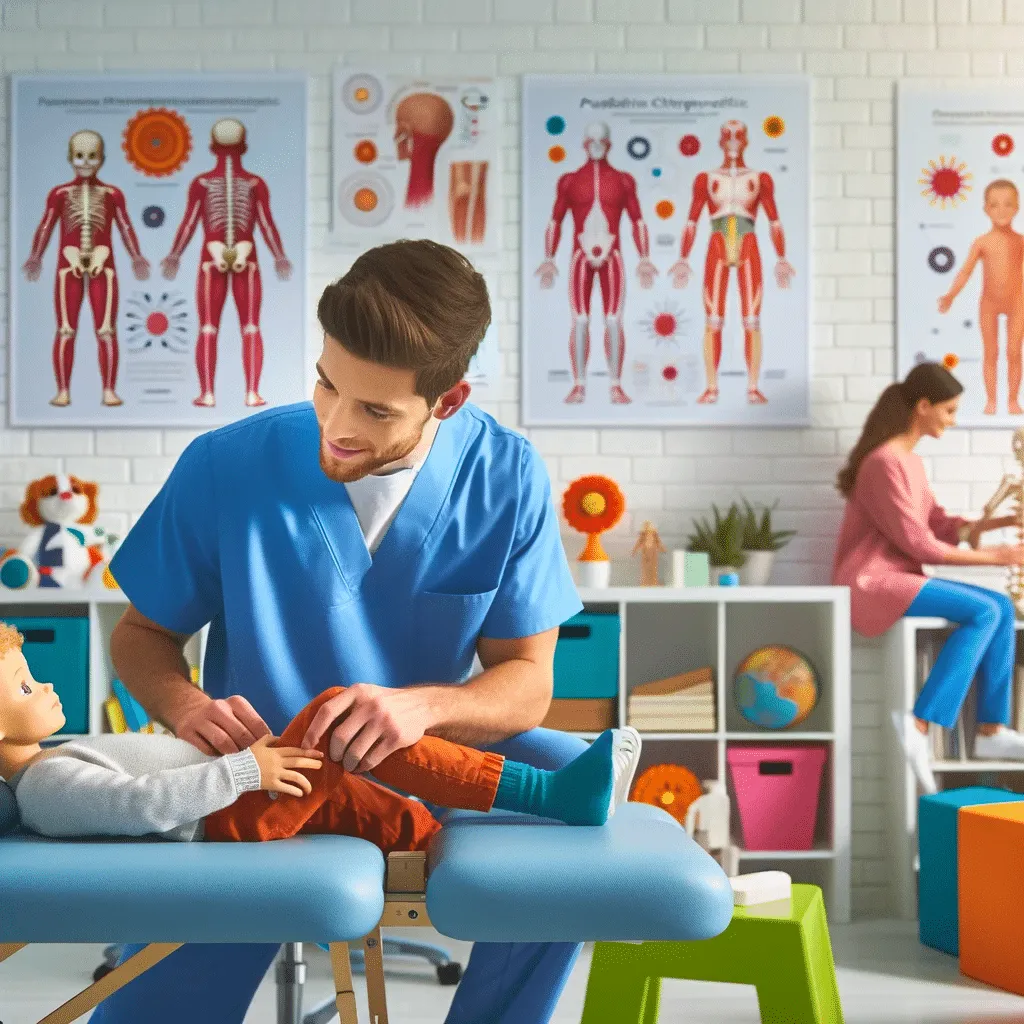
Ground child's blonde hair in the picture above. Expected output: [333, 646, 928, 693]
[984, 178, 1019, 202]
[0, 624, 24, 658]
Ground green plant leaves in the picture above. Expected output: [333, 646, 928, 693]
[739, 498, 795, 552]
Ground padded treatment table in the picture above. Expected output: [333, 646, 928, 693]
[0, 801, 733, 1024]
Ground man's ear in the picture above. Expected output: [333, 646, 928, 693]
[434, 381, 471, 421]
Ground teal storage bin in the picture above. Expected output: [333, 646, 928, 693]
[5, 616, 89, 735]
[553, 611, 620, 699]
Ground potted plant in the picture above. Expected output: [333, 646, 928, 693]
[739, 499, 795, 586]
[687, 503, 746, 583]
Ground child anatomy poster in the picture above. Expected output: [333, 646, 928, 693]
[8, 73, 307, 428]
[898, 85, 1024, 426]
[330, 69, 500, 258]
[520, 74, 810, 427]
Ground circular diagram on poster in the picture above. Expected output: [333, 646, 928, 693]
[546, 115, 566, 135]
[338, 173, 394, 227]
[762, 115, 786, 139]
[679, 134, 700, 157]
[927, 245, 955, 273]
[122, 108, 192, 178]
[341, 74, 384, 115]
[354, 140, 378, 164]
[993, 133, 1015, 157]
[626, 136, 651, 160]
[124, 291, 190, 354]
[142, 205, 165, 228]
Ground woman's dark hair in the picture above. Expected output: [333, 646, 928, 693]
[835, 362, 963, 497]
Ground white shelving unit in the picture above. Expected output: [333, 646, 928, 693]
[0, 583, 852, 923]
[575, 585, 852, 924]
[884, 614, 1024, 921]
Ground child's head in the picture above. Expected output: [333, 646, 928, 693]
[984, 179, 1020, 226]
[0, 624, 64, 747]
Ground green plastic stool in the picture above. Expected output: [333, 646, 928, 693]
[580, 884, 844, 1024]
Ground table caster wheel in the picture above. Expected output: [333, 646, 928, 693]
[437, 961, 462, 985]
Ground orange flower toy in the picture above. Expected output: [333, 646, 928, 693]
[562, 475, 625, 588]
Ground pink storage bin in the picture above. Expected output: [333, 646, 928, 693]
[727, 745, 827, 851]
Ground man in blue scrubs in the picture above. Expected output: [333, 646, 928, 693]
[92, 240, 587, 1024]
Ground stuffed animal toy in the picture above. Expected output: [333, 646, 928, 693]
[0, 474, 109, 589]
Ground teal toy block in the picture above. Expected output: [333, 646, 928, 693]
[918, 787, 1023, 956]
[553, 611, 620, 699]
[684, 552, 710, 587]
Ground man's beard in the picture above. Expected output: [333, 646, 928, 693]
[318, 424, 425, 484]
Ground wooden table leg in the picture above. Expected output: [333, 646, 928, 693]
[363, 926, 389, 1024]
[329, 943, 359, 1024]
[38, 943, 181, 1024]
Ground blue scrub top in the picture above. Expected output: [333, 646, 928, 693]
[110, 402, 583, 733]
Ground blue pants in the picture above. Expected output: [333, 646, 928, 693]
[89, 727, 587, 1024]
[907, 579, 1015, 730]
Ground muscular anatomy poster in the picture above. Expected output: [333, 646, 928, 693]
[521, 75, 810, 427]
[9, 73, 307, 427]
[330, 69, 500, 258]
[898, 85, 1024, 426]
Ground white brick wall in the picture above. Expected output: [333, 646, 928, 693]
[2, 0, 1021, 919]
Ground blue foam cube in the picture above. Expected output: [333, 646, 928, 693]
[919, 787, 1024, 955]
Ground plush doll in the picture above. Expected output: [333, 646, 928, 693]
[0, 474, 109, 590]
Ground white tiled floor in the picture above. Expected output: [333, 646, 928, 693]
[4, 921, 1024, 1023]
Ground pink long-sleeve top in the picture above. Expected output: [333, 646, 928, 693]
[831, 443, 967, 638]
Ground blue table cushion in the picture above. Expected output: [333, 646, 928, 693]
[426, 801, 733, 942]
[0, 780, 18, 837]
[0, 833, 386, 944]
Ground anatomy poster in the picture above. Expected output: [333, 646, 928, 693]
[8, 73, 307, 427]
[330, 69, 500, 258]
[898, 85, 1024, 425]
[521, 74, 811, 427]
[464, 271, 502, 400]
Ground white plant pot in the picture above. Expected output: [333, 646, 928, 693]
[739, 550, 776, 586]
[577, 559, 612, 588]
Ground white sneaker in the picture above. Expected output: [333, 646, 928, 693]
[891, 711, 938, 795]
[974, 727, 1024, 761]
[608, 726, 642, 818]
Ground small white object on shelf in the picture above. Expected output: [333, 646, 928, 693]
[730, 870, 792, 906]
[576, 560, 611, 588]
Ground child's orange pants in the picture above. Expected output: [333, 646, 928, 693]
[204, 687, 504, 854]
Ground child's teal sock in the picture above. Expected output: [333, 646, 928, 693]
[491, 730, 614, 826]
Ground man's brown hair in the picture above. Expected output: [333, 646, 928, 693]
[318, 239, 491, 405]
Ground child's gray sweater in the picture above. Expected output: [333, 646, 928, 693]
[7, 733, 261, 841]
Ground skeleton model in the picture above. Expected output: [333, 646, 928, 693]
[981, 427, 1024, 615]
[536, 122, 658, 407]
[669, 120, 796, 406]
[23, 130, 150, 408]
[162, 118, 292, 408]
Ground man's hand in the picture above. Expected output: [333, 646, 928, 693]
[300, 684, 436, 775]
[176, 695, 272, 755]
[249, 735, 323, 797]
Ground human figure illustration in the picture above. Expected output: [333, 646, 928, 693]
[536, 121, 658, 406]
[937, 179, 1024, 416]
[669, 120, 795, 406]
[391, 92, 454, 209]
[162, 118, 292, 409]
[22, 130, 150, 408]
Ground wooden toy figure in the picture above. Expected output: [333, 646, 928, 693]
[980, 426, 1024, 617]
[632, 521, 666, 586]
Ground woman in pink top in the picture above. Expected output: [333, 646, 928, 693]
[832, 363, 1024, 793]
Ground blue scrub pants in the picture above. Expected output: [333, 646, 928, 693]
[907, 578, 1015, 730]
[89, 727, 587, 1024]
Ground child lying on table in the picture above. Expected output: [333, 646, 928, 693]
[0, 623, 641, 851]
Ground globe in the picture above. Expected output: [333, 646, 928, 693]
[733, 645, 819, 729]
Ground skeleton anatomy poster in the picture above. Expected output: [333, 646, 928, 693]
[330, 69, 500, 258]
[521, 74, 810, 427]
[9, 73, 307, 427]
[897, 85, 1024, 426]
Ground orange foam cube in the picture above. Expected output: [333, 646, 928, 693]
[959, 801, 1024, 995]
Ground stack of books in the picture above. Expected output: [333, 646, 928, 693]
[627, 666, 716, 732]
